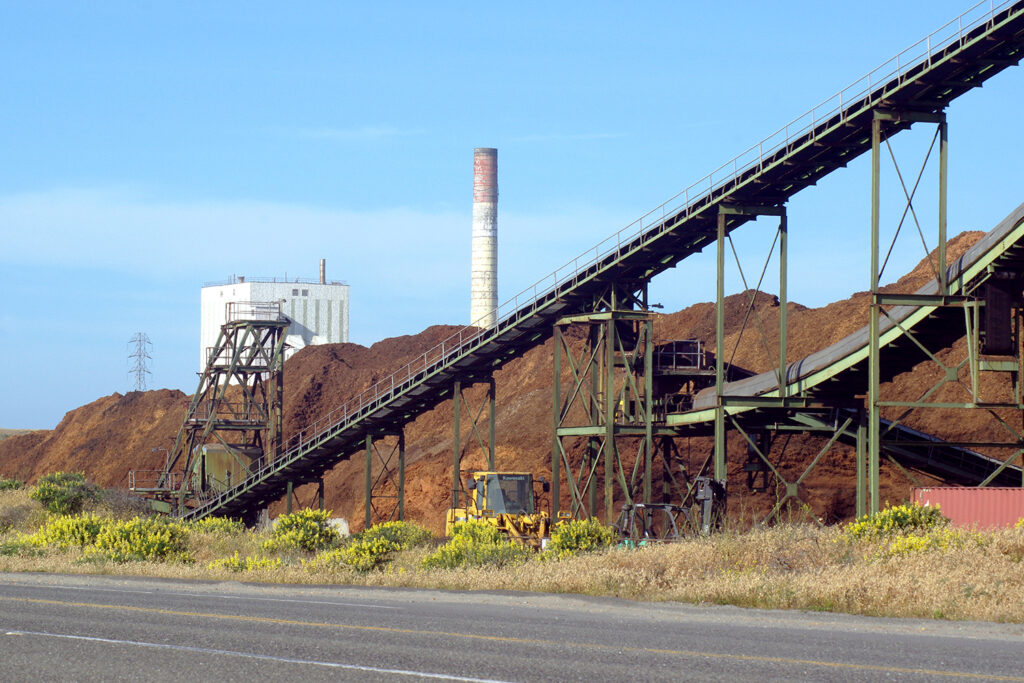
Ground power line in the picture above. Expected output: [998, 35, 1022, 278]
[128, 333, 153, 392]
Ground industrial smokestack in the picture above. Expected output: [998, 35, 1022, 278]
[320, 258, 326, 285]
[471, 148, 498, 328]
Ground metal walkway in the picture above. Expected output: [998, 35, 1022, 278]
[183, 2, 1024, 519]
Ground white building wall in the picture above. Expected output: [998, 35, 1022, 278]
[199, 280, 350, 370]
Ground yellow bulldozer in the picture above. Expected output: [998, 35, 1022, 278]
[446, 471, 552, 549]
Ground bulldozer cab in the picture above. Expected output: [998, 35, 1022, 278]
[467, 472, 536, 515]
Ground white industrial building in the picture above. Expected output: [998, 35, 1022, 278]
[199, 262, 349, 369]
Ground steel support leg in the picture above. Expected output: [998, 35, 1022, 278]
[779, 213, 788, 397]
[364, 434, 372, 529]
[715, 211, 727, 481]
[452, 379, 461, 509]
[939, 119, 948, 295]
[552, 328, 561, 516]
[869, 115, 882, 515]
[643, 317, 653, 504]
[486, 379, 495, 470]
[604, 319, 615, 521]
[397, 431, 406, 520]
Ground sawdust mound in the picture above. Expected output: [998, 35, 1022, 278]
[0, 231, 1005, 532]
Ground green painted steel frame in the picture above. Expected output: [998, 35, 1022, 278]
[552, 283, 660, 521]
[450, 378, 496, 511]
[715, 204, 788, 488]
[364, 431, 405, 529]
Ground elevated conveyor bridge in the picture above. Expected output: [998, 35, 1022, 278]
[175, 2, 1024, 521]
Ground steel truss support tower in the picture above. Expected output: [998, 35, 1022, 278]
[160, 302, 289, 516]
[365, 430, 405, 529]
[552, 282, 676, 521]
[450, 377, 496, 509]
[714, 204, 788, 491]
[869, 109, 1024, 513]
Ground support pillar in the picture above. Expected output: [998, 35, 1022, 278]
[453, 380, 461, 508]
[856, 408, 867, 518]
[869, 109, 949, 514]
[715, 211, 727, 481]
[364, 434, 372, 529]
[869, 114, 882, 515]
[552, 331, 561, 515]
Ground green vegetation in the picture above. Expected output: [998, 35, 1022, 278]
[318, 520, 433, 572]
[421, 520, 531, 570]
[209, 552, 283, 572]
[30, 472, 102, 514]
[87, 517, 191, 562]
[21, 513, 107, 549]
[545, 518, 615, 559]
[189, 516, 246, 535]
[843, 503, 949, 540]
[0, 478, 24, 492]
[261, 508, 339, 553]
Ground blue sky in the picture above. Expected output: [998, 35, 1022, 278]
[2, 1, 1023, 429]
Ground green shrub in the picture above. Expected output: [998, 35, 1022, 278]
[353, 521, 432, 549]
[208, 551, 283, 572]
[85, 516, 191, 562]
[884, 527, 984, 557]
[844, 503, 949, 541]
[190, 516, 246, 535]
[304, 522, 431, 573]
[261, 508, 339, 553]
[545, 518, 615, 559]
[0, 477, 24, 491]
[21, 513, 109, 549]
[0, 539, 41, 556]
[335, 538, 401, 572]
[421, 520, 530, 570]
[30, 472, 102, 514]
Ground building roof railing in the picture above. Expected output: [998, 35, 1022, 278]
[203, 276, 348, 287]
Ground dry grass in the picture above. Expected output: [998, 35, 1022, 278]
[0, 489, 46, 533]
[3, 519, 1024, 622]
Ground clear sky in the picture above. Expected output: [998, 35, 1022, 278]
[2, 1, 1023, 429]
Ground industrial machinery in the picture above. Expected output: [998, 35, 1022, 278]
[446, 471, 551, 548]
[613, 502, 693, 545]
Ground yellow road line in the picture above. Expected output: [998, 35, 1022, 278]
[1, 595, 1019, 681]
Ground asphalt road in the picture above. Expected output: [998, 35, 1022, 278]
[0, 573, 1022, 682]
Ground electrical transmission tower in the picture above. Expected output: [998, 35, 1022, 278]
[128, 333, 153, 391]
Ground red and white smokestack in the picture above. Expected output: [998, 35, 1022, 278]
[471, 148, 498, 328]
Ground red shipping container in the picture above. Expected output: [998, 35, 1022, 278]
[913, 487, 1024, 529]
